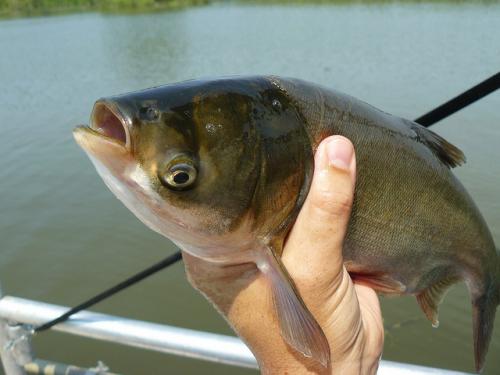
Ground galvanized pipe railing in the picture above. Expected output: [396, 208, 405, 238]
[0, 295, 472, 375]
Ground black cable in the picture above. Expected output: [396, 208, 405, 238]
[34, 250, 182, 333]
[415, 72, 500, 127]
[35, 71, 499, 333]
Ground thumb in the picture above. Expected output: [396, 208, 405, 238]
[283, 135, 356, 279]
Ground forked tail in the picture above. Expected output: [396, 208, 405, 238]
[471, 250, 500, 373]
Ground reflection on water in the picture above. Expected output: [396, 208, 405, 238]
[98, 13, 190, 85]
[0, 3, 499, 374]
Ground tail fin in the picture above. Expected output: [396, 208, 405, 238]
[471, 254, 500, 373]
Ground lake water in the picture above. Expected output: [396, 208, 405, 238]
[1, 2, 499, 374]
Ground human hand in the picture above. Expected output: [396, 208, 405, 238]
[183, 136, 384, 374]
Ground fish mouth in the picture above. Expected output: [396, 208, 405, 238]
[73, 101, 131, 152]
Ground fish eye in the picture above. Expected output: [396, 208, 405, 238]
[159, 162, 197, 190]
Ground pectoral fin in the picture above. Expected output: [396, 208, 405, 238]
[257, 247, 330, 367]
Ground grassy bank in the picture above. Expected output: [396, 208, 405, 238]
[0, 0, 493, 18]
[0, 0, 210, 18]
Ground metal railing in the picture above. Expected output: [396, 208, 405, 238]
[0, 293, 472, 375]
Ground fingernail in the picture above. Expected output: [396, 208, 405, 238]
[326, 136, 353, 170]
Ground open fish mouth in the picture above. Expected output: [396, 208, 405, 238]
[73, 101, 130, 150]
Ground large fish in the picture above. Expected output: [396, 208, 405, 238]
[73, 76, 499, 372]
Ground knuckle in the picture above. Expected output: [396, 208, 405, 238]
[365, 329, 384, 361]
[331, 191, 354, 215]
[184, 262, 208, 291]
[185, 269, 202, 289]
[310, 188, 353, 218]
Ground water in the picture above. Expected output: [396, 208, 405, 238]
[1, 2, 499, 374]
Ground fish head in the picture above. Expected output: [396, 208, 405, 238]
[73, 77, 306, 261]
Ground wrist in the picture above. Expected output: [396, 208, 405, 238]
[257, 353, 380, 375]
[256, 349, 328, 375]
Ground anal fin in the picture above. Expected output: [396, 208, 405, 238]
[257, 247, 330, 368]
[416, 275, 459, 328]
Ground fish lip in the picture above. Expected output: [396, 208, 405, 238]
[72, 125, 130, 154]
[73, 124, 125, 146]
[88, 100, 132, 150]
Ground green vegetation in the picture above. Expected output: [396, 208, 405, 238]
[0, 0, 493, 18]
[0, 0, 210, 18]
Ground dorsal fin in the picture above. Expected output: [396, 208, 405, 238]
[409, 122, 466, 168]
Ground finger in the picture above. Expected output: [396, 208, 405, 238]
[283, 135, 356, 279]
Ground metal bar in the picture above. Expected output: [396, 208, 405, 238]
[0, 296, 472, 374]
[0, 320, 30, 375]
[24, 359, 119, 375]
[0, 285, 32, 375]
[0, 296, 256, 369]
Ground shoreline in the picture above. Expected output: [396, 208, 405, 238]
[1, 0, 495, 20]
[0, 0, 210, 20]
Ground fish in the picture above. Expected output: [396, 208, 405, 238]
[73, 76, 499, 372]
